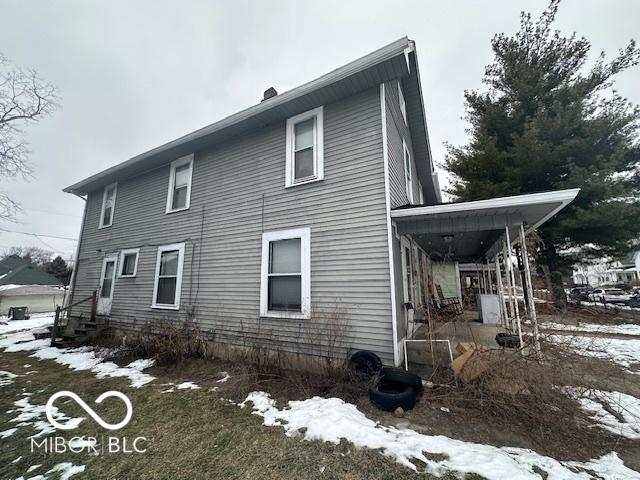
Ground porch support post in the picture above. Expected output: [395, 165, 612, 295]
[486, 257, 493, 294]
[505, 226, 524, 349]
[503, 243, 515, 329]
[520, 223, 540, 353]
[495, 255, 508, 327]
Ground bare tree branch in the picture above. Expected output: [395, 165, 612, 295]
[0, 52, 59, 220]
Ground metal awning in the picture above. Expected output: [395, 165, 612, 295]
[391, 189, 580, 262]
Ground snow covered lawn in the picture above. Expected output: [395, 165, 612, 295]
[566, 388, 640, 440]
[549, 334, 640, 372]
[2, 323, 639, 479]
[240, 391, 640, 479]
[0, 312, 55, 335]
[541, 321, 640, 336]
[0, 329, 155, 388]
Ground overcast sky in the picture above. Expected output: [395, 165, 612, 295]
[0, 0, 638, 260]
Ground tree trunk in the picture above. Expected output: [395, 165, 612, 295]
[539, 235, 567, 309]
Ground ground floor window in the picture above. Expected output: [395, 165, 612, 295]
[260, 227, 311, 319]
[151, 243, 185, 309]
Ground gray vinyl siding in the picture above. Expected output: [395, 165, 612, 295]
[384, 80, 420, 349]
[71, 87, 396, 364]
[385, 80, 423, 208]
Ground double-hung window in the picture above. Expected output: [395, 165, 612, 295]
[260, 228, 311, 318]
[285, 107, 324, 187]
[119, 248, 140, 277]
[398, 81, 407, 123]
[99, 183, 117, 228]
[403, 140, 414, 204]
[151, 243, 185, 309]
[166, 155, 193, 213]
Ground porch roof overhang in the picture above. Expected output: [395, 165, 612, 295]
[391, 189, 580, 262]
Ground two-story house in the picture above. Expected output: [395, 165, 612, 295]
[63, 38, 578, 367]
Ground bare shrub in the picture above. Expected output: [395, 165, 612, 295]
[122, 320, 210, 366]
[430, 332, 628, 457]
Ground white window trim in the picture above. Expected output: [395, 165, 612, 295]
[151, 242, 186, 310]
[403, 139, 414, 204]
[398, 80, 407, 123]
[285, 106, 324, 188]
[165, 154, 194, 214]
[260, 227, 311, 319]
[99, 182, 117, 229]
[118, 248, 140, 278]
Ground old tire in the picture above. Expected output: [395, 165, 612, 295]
[368, 382, 417, 412]
[495, 333, 521, 348]
[379, 368, 423, 393]
[349, 351, 382, 380]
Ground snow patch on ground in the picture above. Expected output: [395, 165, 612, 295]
[566, 388, 640, 439]
[0, 330, 155, 388]
[45, 462, 86, 480]
[0, 427, 17, 438]
[550, 334, 640, 371]
[175, 381, 200, 390]
[0, 369, 18, 386]
[216, 371, 230, 383]
[542, 322, 640, 336]
[240, 392, 640, 479]
[0, 313, 54, 335]
[9, 393, 83, 438]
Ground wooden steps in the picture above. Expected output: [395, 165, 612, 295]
[50, 316, 108, 348]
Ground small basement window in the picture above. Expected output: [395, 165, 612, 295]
[151, 243, 185, 309]
[166, 155, 193, 213]
[285, 107, 324, 187]
[99, 183, 117, 228]
[260, 227, 310, 318]
[119, 248, 140, 277]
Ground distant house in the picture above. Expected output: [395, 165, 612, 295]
[572, 250, 640, 286]
[0, 256, 65, 314]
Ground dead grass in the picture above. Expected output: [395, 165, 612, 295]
[0, 350, 430, 480]
[421, 335, 639, 462]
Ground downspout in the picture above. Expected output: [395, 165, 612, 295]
[380, 82, 400, 366]
[64, 192, 87, 310]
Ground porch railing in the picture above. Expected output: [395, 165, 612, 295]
[51, 290, 98, 346]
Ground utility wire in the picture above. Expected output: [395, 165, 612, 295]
[0, 228, 78, 242]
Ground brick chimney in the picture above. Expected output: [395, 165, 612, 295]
[262, 87, 277, 102]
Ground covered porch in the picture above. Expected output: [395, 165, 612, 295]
[389, 188, 580, 369]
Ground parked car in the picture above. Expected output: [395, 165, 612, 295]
[589, 288, 632, 304]
[628, 291, 640, 308]
[569, 287, 593, 302]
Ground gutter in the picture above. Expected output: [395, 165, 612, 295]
[63, 193, 87, 309]
[64, 37, 412, 195]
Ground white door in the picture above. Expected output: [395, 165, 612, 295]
[97, 255, 117, 315]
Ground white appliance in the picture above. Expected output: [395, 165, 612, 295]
[478, 294, 501, 324]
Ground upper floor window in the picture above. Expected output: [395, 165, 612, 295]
[99, 183, 117, 228]
[285, 106, 324, 188]
[119, 248, 140, 277]
[260, 227, 311, 319]
[151, 242, 185, 309]
[403, 140, 414, 204]
[166, 155, 193, 213]
[398, 81, 407, 123]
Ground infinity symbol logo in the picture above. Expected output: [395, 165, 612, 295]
[45, 391, 133, 431]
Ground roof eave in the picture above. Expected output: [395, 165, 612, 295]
[64, 37, 413, 196]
